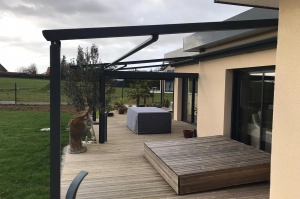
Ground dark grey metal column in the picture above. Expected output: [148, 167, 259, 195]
[160, 80, 164, 106]
[50, 40, 61, 199]
[92, 109, 96, 121]
[121, 84, 124, 98]
[191, 78, 196, 123]
[99, 73, 105, 144]
[259, 73, 265, 151]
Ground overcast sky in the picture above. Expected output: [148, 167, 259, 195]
[0, 0, 249, 73]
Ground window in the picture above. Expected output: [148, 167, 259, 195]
[231, 67, 275, 153]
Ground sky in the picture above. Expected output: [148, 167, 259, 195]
[0, 0, 249, 73]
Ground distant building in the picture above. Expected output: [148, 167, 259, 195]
[46, 67, 50, 75]
[161, 66, 175, 93]
[0, 64, 7, 72]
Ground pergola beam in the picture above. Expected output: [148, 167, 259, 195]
[106, 35, 158, 68]
[101, 57, 194, 66]
[69, 57, 191, 69]
[104, 71, 198, 80]
[43, 19, 278, 41]
[117, 64, 165, 70]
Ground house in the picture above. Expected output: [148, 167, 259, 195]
[46, 67, 50, 75]
[166, 1, 299, 198]
[0, 63, 8, 72]
[44, 1, 299, 197]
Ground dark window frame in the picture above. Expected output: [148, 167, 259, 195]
[231, 65, 275, 151]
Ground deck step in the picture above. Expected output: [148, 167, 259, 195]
[144, 135, 271, 195]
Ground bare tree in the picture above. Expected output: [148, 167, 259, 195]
[18, 63, 38, 74]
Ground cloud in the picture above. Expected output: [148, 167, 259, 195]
[0, 0, 250, 72]
[1, 0, 249, 28]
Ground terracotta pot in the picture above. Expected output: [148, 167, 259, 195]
[118, 107, 126, 114]
[183, 130, 194, 138]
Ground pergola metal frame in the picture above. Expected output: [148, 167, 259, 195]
[100, 56, 201, 66]
[105, 35, 159, 68]
[116, 64, 166, 70]
[43, 18, 278, 198]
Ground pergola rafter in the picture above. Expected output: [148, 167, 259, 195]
[43, 19, 278, 40]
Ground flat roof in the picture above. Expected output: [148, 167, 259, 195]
[215, 0, 279, 10]
[183, 8, 278, 52]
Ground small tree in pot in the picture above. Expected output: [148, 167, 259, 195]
[115, 98, 126, 114]
[163, 99, 170, 108]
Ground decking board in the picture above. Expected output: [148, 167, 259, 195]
[61, 114, 270, 198]
[144, 135, 271, 195]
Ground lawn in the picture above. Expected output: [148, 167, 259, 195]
[0, 108, 73, 199]
[0, 77, 173, 105]
[113, 87, 173, 105]
[0, 77, 68, 102]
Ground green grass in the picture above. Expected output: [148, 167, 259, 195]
[0, 77, 173, 105]
[0, 111, 72, 199]
[0, 77, 68, 102]
[113, 87, 173, 105]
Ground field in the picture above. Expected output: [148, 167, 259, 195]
[0, 77, 173, 105]
[113, 87, 173, 106]
[0, 77, 68, 102]
[0, 105, 76, 199]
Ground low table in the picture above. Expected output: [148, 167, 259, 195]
[127, 107, 171, 134]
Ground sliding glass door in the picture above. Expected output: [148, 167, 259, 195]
[231, 67, 275, 153]
[182, 78, 198, 124]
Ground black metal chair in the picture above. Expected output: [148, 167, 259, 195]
[65, 171, 88, 199]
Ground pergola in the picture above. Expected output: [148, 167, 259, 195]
[42, 18, 278, 198]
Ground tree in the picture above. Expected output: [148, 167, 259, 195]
[90, 44, 100, 64]
[18, 63, 38, 74]
[125, 78, 159, 89]
[126, 79, 154, 106]
[27, 63, 38, 74]
[61, 55, 69, 79]
[65, 44, 116, 111]
[76, 45, 85, 66]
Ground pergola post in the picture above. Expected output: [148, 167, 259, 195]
[50, 40, 61, 198]
[160, 80, 164, 106]
[99, 72, 106, 143]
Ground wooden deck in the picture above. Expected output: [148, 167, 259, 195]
[61, 114, 270, 198]
[144, 136, 271, 195]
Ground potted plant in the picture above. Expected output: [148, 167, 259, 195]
[116, 98, 126, 114]
[183, 130, 194, 138]
[106, 104, 114, 117]
[163, 99, 170, 108]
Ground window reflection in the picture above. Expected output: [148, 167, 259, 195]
[234, 70, 274, 153]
